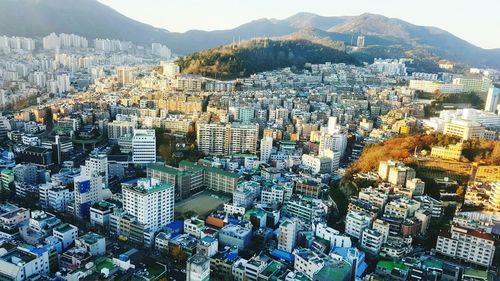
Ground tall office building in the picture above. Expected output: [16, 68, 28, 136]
[74, 153, 110, 218]
[197, 123, 259, 156]
[260, 137, 273, 163]
[122, 178, 174, 232]
[485, 87, 500, 112]
[132, 129, 156, 164]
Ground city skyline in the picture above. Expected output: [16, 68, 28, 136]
[98, 0, 500, 49]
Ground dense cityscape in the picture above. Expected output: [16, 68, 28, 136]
[0, 2, 499, 281]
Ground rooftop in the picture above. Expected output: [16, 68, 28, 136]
[79, 232, 104, 245]
[54, 223, 76, 233]
[314, 259, 351, 281]
[180, 160, 241, 179]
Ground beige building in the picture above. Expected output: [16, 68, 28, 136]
[430, 143, 463, 161]
[436, 225, 495, 267]
[443, 120, 485, 140]
[197, 123, 259, 156]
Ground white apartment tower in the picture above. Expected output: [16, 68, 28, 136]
[278, 219, 299, 253]
[197, 123, 259, 156]
[74, 153, 110, 218]
[485, 87, 499, 112]
[122, 178, 174, 232]
[260, 137, 273, 163]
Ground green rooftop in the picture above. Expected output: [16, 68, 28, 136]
[95, 257, 115, 272]
[54, 223, 75, 233]
[79, 232, 104, 245]
[179, 160, 241, 179]
[245, 208, 266, 218]
[314, 260, 351, 281]
[377, 260, 409, 272]
[261, 261, 283, 277]
[148, 163, 192, 177]
[422, 258, 443, 270]
[463, 268, 488, 279]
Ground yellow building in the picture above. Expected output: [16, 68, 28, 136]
[430, 143, 463, 161]
[475, 166, 500, 182]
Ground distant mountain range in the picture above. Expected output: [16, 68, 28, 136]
[1, 0, 499, 69]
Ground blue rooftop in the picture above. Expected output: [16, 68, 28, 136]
[225, 252, 239, 262]
[166, 220, 184, 233]
[271, 249, 294, 263]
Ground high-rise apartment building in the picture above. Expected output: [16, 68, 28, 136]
[74, 153, 110, 218]
[197, 123, 259, 156]
[108, 120, 137, 140]
[117, 67, 135, 85]
[122, 178, 174, 232]
[485, 87, 499, 112]
[277, 218, 299, 253]
[260, 137, 273, 163]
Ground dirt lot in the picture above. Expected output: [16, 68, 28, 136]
[174, 190, 231, 219]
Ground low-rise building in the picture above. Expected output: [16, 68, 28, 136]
[435, 225, 495, 267]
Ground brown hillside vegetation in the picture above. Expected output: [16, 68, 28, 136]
[346, 133, 499, 179]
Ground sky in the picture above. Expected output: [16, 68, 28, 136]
[98, 0, 500, 49]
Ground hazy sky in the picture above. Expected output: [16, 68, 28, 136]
[98, 0, 500, 49]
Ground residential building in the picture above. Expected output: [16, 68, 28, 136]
[184, 217, 206, 239]
[74, 152, 110, 218]
[218, 224, 252, 252]
[0, 246, 50, 280]
[485, 87, 499, 112]
[76, 232, 106, 256]
[277, 219, 299, 253]
[186, 254, 210, 281]
[301, 154, 332, 174]
[53, 223, 78, 250]
[361, 228, 384, 254]
[435, 225, 495, 267]
[122, 178, 174, 232]
[345, 211, 372, 240]
[260, 137, 273, 163]
[197, 123, 259, 156]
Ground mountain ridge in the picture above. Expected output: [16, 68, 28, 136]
[1, 0, 499, 69]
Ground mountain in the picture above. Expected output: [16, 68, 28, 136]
[175, 39, 358, 80]
[282, 12, 348, 30]
[329, 13, 500, 68]
[0, 0, 171, 45]
[0, 0, 499, 69]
